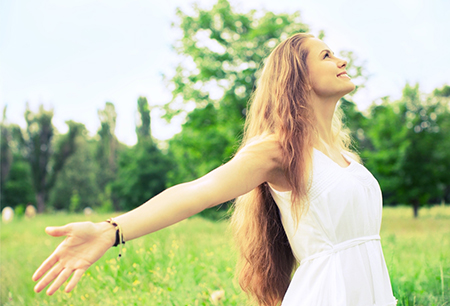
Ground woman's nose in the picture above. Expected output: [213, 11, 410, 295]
[338, 58, 347, 68]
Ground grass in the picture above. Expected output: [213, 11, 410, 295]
[1, 205, 449, 305]
[381, 205, 450, 306]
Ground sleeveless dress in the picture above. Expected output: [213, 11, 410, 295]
[269, 149, 397, 306]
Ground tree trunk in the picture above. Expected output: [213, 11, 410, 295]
[412, 200, 419, 218]
[36, 192, 45, 213]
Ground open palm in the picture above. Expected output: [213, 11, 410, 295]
[32, 222, 114, 295]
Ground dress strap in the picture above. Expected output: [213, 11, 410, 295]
[300, 235, 381, 264]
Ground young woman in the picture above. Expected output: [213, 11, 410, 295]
[32, 33, 397, 305]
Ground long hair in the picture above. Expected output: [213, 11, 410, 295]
[230, 33, 357, 305]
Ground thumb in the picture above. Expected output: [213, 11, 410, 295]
[45, 224, 72, 237]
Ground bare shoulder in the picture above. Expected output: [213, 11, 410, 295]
[233, 133, 283, 171]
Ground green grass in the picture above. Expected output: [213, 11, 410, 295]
[1, 206, 449, 305]
[381, 205, 450, 306]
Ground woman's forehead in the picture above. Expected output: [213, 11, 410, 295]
[305, 38, 332, 54]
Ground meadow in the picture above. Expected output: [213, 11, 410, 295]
[1, 205, 449, 306]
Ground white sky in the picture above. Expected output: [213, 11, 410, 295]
[1, 0, 449, 145]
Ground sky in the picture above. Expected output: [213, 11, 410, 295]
[1, 0, 449, 145]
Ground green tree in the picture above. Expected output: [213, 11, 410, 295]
[22, 105, 79, 212]
[398, 84, 444, 216]
[433, 84, 450, 97]
[340, 98, 371, 153]
[1, 106, 35, 209]
[363, 84, 450, 217]
[113, 142, 171, 211]
[1, 106, 13, 207]
[113, 97, 172, 211]
[136, 96, 152, 143]
[431, 84, 450, 203]
[22, 105, 80, 212]
[95, 102, 121, 209]
[362, 98, 410, 205]
[49, 124, 100, 211]
[2, 155, 35, 209]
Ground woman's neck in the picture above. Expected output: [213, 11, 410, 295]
[310, 95, 339, 147]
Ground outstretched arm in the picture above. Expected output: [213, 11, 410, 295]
[32, 136, 283, 295]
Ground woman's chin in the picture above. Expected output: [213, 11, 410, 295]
[343, 82, 356, 96]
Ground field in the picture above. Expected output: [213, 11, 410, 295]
[1, 205, 449, 305]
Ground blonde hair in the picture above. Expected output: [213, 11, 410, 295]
[231, 33, 358, 305]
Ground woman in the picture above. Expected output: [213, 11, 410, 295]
[32, 33, 397, 305]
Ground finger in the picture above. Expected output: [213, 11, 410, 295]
[32, 254, 59, 282]
[46, 268, 73, 296]
[34, 262, 64, 293]
[65, 269, 86, 293]
[45, 224, 72, 237]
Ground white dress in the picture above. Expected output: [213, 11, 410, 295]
[269, 149, 397, 306]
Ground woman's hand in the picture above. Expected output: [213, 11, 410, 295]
[32, 221, 115, 295]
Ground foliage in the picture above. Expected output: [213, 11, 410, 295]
[1, 154, 35, 209]
[2, 207, 449, 305]
[23, 105, 54, 213]
[1, 107, 35, 209]
[113, 141, 172, 211]
[136, 96, 152, 143]
[340, 97, 371, 152]
[46, 121, 84, 192]
[112, 97, 172, 211]
[396, 84, 448, 214]
[48, 127, 100, 212]
[361, 98, 410, 203]
[358, 84, 450, 216]
[17, 105, 82, 212]
[1, 107, 13, 202]
[433, 84, 450, 97]
[95, 102, 125, 210]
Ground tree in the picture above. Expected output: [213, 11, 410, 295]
[95, 102, 121, 209]
[22, 105, 80, 212]
[1, 106, 13, 207]
[340, 97, 371, 153]
[431, 85, 450, 203]
[24, 105, 54, 213]
[399, 84, 445, 216]
[433, 84, 450, 98]
[362, 98, 410, 205]
[49, 124, 100, 211]
[363, 84, 450, 217]
[113, 97, 172, 211]
[136, 96, 152, 143]
[2, 154, 35, 210]
[0, 107, 35, 209]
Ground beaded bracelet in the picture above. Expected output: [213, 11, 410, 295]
[105, 218, 125, 258]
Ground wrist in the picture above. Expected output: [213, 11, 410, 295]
[97, 221, 117, 247]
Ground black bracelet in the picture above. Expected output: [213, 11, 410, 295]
[113, 228, 124, 247]
[106, 218, 125, 257]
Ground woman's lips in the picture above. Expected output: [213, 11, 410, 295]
[337, 72, 350, 79]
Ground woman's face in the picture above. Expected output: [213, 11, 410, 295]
[304, 38, 355, 99]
